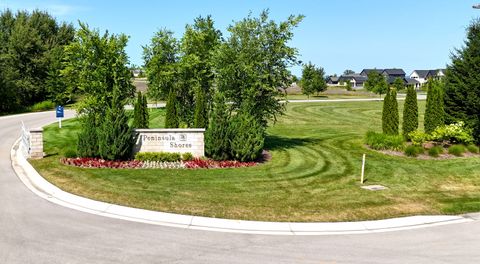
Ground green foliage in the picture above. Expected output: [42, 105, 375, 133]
[404, 145, 424, 157]
[31, 100, 55, 112]
[300, 62, 327, 97]
[444, 19, 480, 143]
[214, 10, 303, 128]
[448, 145, 466, 157]
[97, 91, 133, 160]
[181, 152, 194, 161]
[63, 149, 78, 158]
[424, 79, 445, 133]
[393, 77, 405, 91]
[467, 144, 479, 154]
[133, 92, 149, 128]
[430, 122, 474, 144]
[402, 85, 418, 139]
[365, 131, 405, 151]
[77, 113, 99, 158]
[193, 87, 207, 128]
[428, 146, 443, 157]
[205, 92, 231, 160]
[143, 29, 178, 102]
[382, 88, 399, 135]
[365, 70, 388, 96]
[0, 9, 74, 113]
[229, 102, 265, 161]
[165, 88, 179, 128]
[408, 130, 429, 146]
[345, 80, 352, 91]
[135, 152, 182, 162]
[63, 22, 134, 116]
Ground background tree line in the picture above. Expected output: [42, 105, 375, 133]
[0, 9, 74, 113]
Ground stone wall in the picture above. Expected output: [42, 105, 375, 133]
[29, 128, 44, 159]
[133, 129, 205, 157]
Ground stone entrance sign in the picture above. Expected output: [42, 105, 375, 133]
[133, 129, 205, 157]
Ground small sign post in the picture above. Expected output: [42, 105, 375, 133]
[56, 106, 64, 128]
[360, 154, 366, 184]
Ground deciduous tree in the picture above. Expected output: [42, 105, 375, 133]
[300, 62, 327, 98]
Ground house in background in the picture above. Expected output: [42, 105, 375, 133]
[338, 74, 368, 88]
[410, 69, 446, 87]
[326, 75, 340, 86]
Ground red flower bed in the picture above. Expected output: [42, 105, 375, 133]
[61, 158, 143, 169]
[184, 158, 256, 169]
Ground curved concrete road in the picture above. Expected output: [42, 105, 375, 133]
[1, 110, 480, 263]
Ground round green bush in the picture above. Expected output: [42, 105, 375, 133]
[448, 145, 466, 157]
[404, 145, 423, 157]
[467, 144, 479, 154]
[182, 152, 194, 161]
[428, 146, 443, 157]
[63, 149, 77, 158]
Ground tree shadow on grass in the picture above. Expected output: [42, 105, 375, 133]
[264, 135, 321, 151]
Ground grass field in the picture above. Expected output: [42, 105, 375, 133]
[30, 101, 480, 222]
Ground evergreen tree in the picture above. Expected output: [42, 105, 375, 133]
[424, 79, 445, 133]
[165, 88, 179, 128]
[402, 85, 418, 139]
[444, 19, 480, 142]
[229, 101, 265, 161]
[205, 92, 231, 160]
[98, 89, 133, 160]
[193, 87, 207, 128]
[77, 113, 99, 158]
[133, 92, 149, 128]
[382, 88, 399, 135]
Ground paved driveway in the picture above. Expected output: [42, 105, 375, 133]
[0, 108, 479, 264]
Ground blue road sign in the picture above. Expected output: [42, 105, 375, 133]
[56, 106, 64, 118]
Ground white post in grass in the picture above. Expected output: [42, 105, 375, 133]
[360, 154, 366, 184]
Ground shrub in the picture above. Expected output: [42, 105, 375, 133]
[402, 85, 418, 139]
[229, 102, 265, 162]
[205, 92, 231, 160]
[430, 122, 474, 144]
[31, 100, 55, 112]
[365, 131, 405, 151]
[428, 146, 443, 157]
[382, 88, 399, 135]
[424, 79, 445, 133]
[77, 113, 99, 158]
[97, 93, 133, 160]
[135, 152, 182, 162]
[181, 152, 194, 161]
[133, 92, 149, 128]
[404, 145, 424, 157]
[408, 130, 429, 146]
[63, 149, 77, 158]
[467, 144, 479, 154]
[448, 145, 466, 157]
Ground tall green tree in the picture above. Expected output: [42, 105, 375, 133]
[365, 71, 388, 97]
[300, 62, 327, 98]
[143, 29, 178, 102]
[165, 88, 179, 128]
[205, 92, 231, 160]
[382, 88, 399, 135]
[424, 79, 445, 133]
[393, 77, 405, 91]
[133, 92, 149, 128]
[402, 85, 418, 139]
[214, 10, 304, 128]
[63, 22, 134, 115]
[444, 19, 480, 142]
[193, 86, 207, 128]
[0, 9, 74, 112]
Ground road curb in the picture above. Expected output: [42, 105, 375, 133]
[11, 138, 473, 236]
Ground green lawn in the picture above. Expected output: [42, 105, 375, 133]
[30, 101, 480, 222]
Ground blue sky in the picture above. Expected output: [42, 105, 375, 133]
[1, 0, 479, 76]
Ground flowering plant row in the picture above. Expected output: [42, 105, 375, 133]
[61, 157, 257, 169]
[184, 158, 257, 169]
[61, 158, 143, 169]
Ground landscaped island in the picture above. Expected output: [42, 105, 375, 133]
[30, 101, 480, 222]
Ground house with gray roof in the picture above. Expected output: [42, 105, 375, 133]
[338, 74, 368, 88]
[410, 69, 446, 87]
